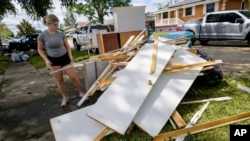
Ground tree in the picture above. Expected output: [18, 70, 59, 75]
[0, 22, 14, 37]
[16, 19, 37, 36]
[0, 0, 16, 21]
[63, 7, 77, 26]
[0, 0, 75, 21]
[73, 0, 132, 24]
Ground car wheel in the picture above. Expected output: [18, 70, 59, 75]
[73, 40, 81, 51]
[199, 39, 209, 45]
[91, 48, 99, 54]
[247, 38, 250, 47]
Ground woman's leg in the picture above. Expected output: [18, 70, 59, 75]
[51, 66, 68, 98]
[64, 66, 84, 95]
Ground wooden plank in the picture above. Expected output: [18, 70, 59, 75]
[50, 106, 113, 141]
[133, 48, 206, 137]
[181, 96, 231, 104]
[87, 42, 176, 135]
[150, 36, 158, 74]
[163, 60, 222, 73]
[154, 112, 250, 141]
[94, 127, 110, 141]
[171, 111, 187, 129]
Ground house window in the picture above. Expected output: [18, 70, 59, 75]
[163, 12, 168, 19]
[203, 2, 218, 14]
[206, 3, 215, 13]
[185, 7, 193, 16]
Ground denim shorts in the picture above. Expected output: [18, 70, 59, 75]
[47, 53, 71, 67]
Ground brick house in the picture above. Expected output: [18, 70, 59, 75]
[153, 0, 249, 32]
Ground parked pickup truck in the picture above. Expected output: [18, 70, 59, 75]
[72, 24, 111, 52]
[180, 10, 250, 45]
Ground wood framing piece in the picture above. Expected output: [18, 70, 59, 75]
[163, 60, 222, 73]
[150, 35, 158, 74]
[94, 127, 110, 141]
[50, 106, 113, 141]
[171, 111, 187, 129]
[133, 48, 206, 137]
[87, 42, 176, 135]
[121, 35, 135, 49]
[128, 28, 146, 47]
[181, 96, 231, 104]
[154, 112, 250, 141]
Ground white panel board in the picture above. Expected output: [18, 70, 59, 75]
[133, 48, 206, 137]
[50, 106, 112, 141]
[84, 60, 108, 90]
[112, 6, 145, 32]
[87, 42, 176, 134]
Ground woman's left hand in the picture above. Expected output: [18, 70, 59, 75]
[69, 55, 74, 64]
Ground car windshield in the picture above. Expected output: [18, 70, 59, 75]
[239, 11, 250, 19]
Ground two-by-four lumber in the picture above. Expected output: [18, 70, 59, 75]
[128, 28, 146, 47]
[163, 60, 222, 73]
[154, 112, 250, 141]
[150, 35, 158, 74]
[171, 111, 187, 129]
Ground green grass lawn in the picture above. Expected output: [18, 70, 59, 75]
[0, 56, 9, 74]
[29, 50, 93, 69]
[1, 50, 250, 140]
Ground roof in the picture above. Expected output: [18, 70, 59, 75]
[75, 22, 89, 29]
[169, 0, 205, 8]
[145, 12, 155, 21]
[154, 0, 220, 13]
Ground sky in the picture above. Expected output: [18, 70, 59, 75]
[1, 0, 168, 35]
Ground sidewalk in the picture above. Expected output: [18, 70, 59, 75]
[0, 61, 87, 141]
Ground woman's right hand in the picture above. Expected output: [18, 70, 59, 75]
[45, 60, 52, 70]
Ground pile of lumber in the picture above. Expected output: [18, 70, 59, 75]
[49, 30, 250, 141]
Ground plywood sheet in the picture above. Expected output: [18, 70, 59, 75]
[133, 48, 206, 137]
[50, 106, 112, 141]
[87, 42, 176, 134]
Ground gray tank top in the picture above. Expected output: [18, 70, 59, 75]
[38, 30, 67, 57]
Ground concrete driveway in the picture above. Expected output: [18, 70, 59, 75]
[193, 40, 250, 76]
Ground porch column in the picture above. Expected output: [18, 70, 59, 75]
[168, 12, 170, 25]
[175, 9, 178, 25]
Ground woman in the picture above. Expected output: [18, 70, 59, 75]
[37, 14, 84, 107]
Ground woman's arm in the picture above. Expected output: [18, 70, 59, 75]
[63, 38, 74, 62]
[37, 40, 52, 69]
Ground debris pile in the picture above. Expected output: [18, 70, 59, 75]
[50, 30, 243, 141]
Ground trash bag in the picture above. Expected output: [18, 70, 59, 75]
[193, 49, 223, 86]
[11, 52, 21, 62]
[22, 54, 30, 61]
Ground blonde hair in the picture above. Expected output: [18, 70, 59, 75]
[43, 14, 59, 25]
